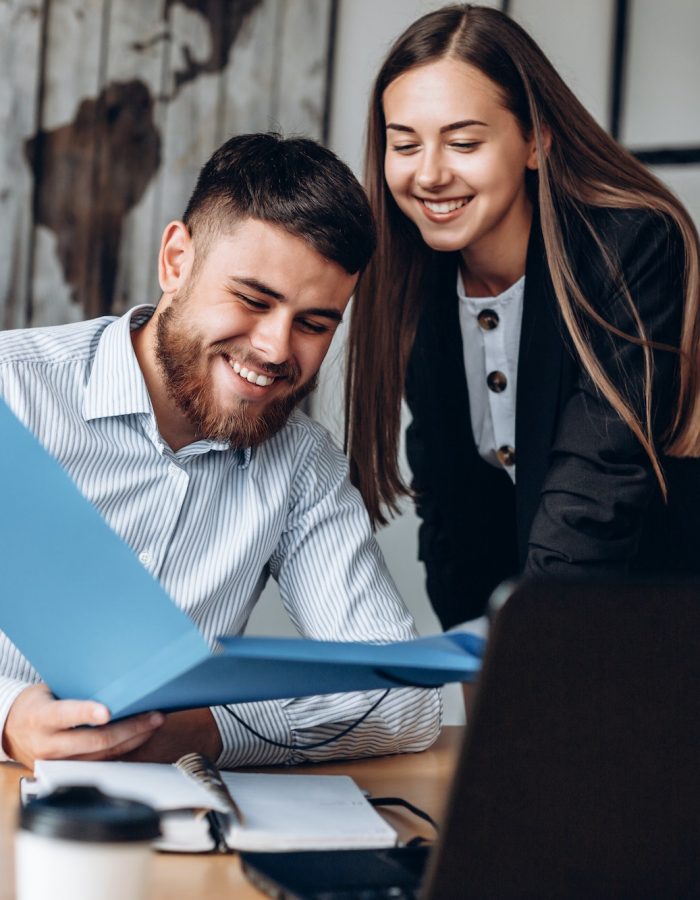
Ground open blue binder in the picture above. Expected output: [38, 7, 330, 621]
[0, 397, 481, 718]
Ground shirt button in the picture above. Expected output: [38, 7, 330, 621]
[138, 551, 152, 565]
[487, 370, 508, 393]
[496, 445, 516, 467]
[477, 309, 499, 331]
[168, 462, 179, 477]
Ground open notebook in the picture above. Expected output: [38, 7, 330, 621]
[27, 753, 398, 853]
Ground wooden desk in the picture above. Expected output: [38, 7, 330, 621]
[0, 727, 463, 899]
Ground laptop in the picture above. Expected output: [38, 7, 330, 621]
[242, 579, 700, 899]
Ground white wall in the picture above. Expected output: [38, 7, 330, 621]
[247, 0, 700, 724]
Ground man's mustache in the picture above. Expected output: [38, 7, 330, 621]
[213, 343, 300, 382]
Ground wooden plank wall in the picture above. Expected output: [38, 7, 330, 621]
[0, 0, 336, 329]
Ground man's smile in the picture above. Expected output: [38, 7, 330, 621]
[226, 354, 278, 387]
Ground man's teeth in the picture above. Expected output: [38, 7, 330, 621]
[231, 359, 275, 387]
[422, 198, 469, 214]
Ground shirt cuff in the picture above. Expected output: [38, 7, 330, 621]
[210, 700, 293, 768]
[0, 679, 31, 763]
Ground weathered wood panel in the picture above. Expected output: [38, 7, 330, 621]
[274, 0, 334, 138]
[0, 0, 42, 330]
[156, 2, 262, 234]
[219, 0, 279, 140]
[99, 0, 167, 315]
[27, 0, 106, 325]
[1, 0, 336, 328]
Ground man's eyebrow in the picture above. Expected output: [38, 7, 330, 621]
[386, 119, 488, 133]
[230, 277, 343, 323]
[303, 307, 344, 324]
[230, 276, 285, 301]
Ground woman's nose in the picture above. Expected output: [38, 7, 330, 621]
[416, 150, 450, 190]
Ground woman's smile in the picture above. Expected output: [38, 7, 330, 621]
[416, 195, 473, 221]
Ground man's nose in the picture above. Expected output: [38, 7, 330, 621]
[416, 148, 450, 191]
[250, 317, 291, 365]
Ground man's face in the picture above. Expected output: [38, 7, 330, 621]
[155, 219, 358, 447]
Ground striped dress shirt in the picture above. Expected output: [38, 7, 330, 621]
[0, 307, 441, 766]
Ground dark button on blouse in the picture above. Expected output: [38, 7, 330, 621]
[496, 445, 516, 467]
[477, 309, 499, 331]
[487, 370, 507, 393]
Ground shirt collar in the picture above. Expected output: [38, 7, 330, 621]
[83, 305, 252, 468]
[456, 271, 526, 313]
[83, 305, 155, 421]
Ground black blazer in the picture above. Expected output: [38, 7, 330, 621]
[405, 206, 700, 629]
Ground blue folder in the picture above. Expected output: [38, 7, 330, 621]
[0, 397, 481, 718]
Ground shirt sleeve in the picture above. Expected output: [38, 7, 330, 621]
[0, 369, 41, 762]
[0, 632, 40, 763]
[210, 425, 442, 768]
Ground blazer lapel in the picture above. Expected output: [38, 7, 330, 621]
[425, 255, 481, 463]
[515, 214, 566, 564]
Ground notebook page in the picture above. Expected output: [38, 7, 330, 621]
[33, 760, 228, 813]
[221, 773, 398, 851]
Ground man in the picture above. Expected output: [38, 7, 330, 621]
[0, 133, 441, 769]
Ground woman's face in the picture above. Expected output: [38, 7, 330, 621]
[382, 57, 538, 259]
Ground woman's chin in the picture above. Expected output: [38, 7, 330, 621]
[419, 232, 468, 254]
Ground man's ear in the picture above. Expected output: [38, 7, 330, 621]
[158, 221, 194, 296]
[526, 124, 552, 171]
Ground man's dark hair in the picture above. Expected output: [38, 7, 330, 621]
[183, 132, 375, 275]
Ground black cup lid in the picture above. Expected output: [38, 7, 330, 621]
[20, 785, 161, 843]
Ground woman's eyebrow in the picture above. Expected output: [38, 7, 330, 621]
[386, 119, 488, 133]
[440, 119, 488, 132]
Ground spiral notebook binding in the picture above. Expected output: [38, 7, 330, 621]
[175, 752, 245, 827]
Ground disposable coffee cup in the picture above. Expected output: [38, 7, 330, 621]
[16, 785, 160, 900]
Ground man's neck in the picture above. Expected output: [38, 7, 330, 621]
[130, 305, 198, 452]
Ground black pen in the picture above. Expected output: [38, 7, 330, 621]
[206, 809, 230, 853]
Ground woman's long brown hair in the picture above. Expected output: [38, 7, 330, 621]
[345, 3, 700, 527]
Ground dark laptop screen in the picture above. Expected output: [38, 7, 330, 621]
[425, 579, 700, 899]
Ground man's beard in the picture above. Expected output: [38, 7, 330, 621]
[154, 301, 318, 448]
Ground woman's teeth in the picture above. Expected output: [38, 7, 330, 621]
[422, 197, 469, 213]
[231, 359, 275, 387]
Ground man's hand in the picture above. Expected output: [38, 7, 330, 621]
[123, 708, 223, 763]
[3, 684, 164, 769]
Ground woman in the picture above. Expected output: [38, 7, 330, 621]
[345, 4, 700, 629]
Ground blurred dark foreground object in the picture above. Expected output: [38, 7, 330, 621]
[427, 578, 700, 899]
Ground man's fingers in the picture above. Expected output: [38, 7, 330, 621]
[3, 685, 165, 767]
[69, 724, 162, 761]
[3, 686, 110, 766]
[45, 699, 111, 731]
[44, 712, 164, 760]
